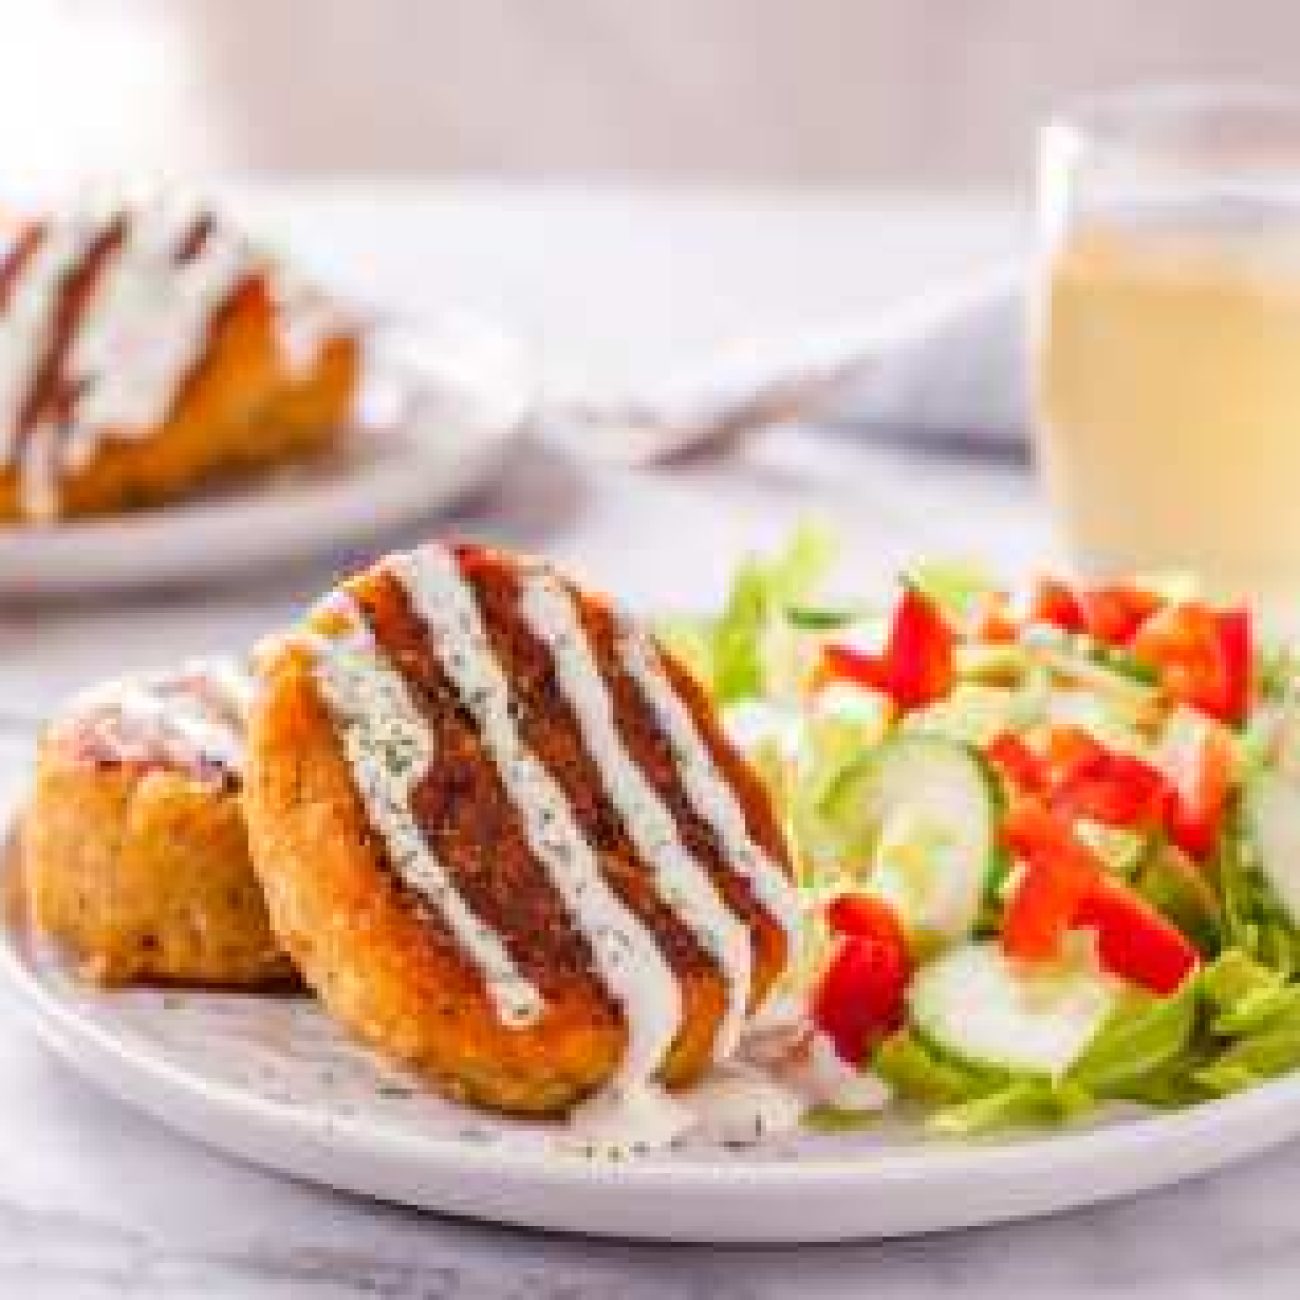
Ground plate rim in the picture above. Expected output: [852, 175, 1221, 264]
[0, 313, 535, 595]
[5, 821, 1300, 1240]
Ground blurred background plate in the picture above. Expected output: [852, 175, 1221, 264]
[0, 313, 533, 598]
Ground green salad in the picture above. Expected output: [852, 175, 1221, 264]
[662, 525, 1300, 1134]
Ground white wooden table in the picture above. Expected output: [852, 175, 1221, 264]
[2, 185, 1296, 1298]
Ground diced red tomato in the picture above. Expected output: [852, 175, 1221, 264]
[1000, 801, 1101, 961]
[1078, 584, 1162, 647]
[1000, 801, 1200, 990]
[815, 642, 890, 695]
[986, 731, 1048, 793]
[988, 726, 1167, 829]
[826, 892, 908, 951]
[813, 901, 911, 1064]
[1132, 601, 1253, 725]
[1216, 607, 1254, 725]
[1051, 749, 1169, 828]
[1073, 875, 1199, 994]
[1043, 724, 1107, 779]
[1031, 579, 1086, 633]
[974, 591, 1019, 644]
[817, 587, 954, 712]
[883, 587, 955, 709]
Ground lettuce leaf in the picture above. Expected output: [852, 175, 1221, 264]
[906, 559, 998, 626]
[710, 521, 837, 704]
[1069, 981, 1198, 1098]
[1215, 810, 1300, 977]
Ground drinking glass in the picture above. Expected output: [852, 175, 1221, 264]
[1033, 85, 1300, 616]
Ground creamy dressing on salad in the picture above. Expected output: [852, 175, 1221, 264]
[307, 599, 545, 1027]
[390, 545, 685, 1114]
[518, 569, 754, 1060]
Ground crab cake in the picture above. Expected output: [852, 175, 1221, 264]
[24, 660, 294, 987]
[246, 541, 796, 1122]
[0, 195, 359, 524]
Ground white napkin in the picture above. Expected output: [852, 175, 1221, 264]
[823, 266, 1027, 451]
[577, 264, 1031, 461]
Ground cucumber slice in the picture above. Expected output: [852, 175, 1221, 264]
[832, 735, 999, 942]
[910, 941, 1120, 1078]
[1244, 767, 1300, 926]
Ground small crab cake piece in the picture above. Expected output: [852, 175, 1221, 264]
[0, 195, 359, 525]
[246, 541, 797, 1120]
[24, 660, 294, 987]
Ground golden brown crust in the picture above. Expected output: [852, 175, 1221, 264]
[24, 731, 293, 987]
[0, 278, 360, 525]
[246, 637, 625, 1115]
[245, 544, 794, 1118]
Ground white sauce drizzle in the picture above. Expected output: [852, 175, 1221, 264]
[390, 545, 684, 1112]
[272, 270, 345, 375]
[0, 194, 349, 520]
[618, 628, 802, 951]
[517, 569, 753, 1061]
[64, 657, 254, 774]
[57, 214, 253, 473]
[0, 221, 104, 463]
[306, 598, 544, 1027]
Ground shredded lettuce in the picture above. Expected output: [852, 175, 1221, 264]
[906, 559, 998, 626]
[877, 950, 1300, 1131]
[693, 527, 1300, 1135]
[709, 521, 837, 705]
[1133, 841, 1222, 954]
[1216, 810, 1300, 978]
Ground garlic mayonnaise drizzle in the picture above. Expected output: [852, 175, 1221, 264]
[303, 545, 817, 1149]
[0, 196, 350, 520]
[306, 597, 545, 1028]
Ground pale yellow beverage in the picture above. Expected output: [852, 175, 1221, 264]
[1034, 218, 1300, 607]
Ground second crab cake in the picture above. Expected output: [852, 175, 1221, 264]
[24, 659, 295, 987]
[245, 541, 797, 1122]
[0, 194, 359, 525]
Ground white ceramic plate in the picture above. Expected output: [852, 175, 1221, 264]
[3, 838, 1299, 1242]
[0, 315, 533, 597]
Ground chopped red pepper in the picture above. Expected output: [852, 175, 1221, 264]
[816, 642, 890, 697]
[1000, 801, 1101, 961]
[1216, 608, 1254, 725]
[1073, 875, 1199, 994]
[1031, 579, 1086, 633]
[986, 731, 1048, 794]
[1000, 801, 1200, 991]
[989, 726, 1167, 829]
[1044, 724, 1108, 779]
[813, 895, 911, 1064]
[826, 892, 909, 950]
[1132, 601, 1253, 725]
[1078, 584, 1162, 647]
[974, 590, 1019, 644]
[1051, 749, 1169, 829]
[817, 587, 953, 712]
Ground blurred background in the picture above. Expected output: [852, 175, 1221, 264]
[3, 0, 1297, 195]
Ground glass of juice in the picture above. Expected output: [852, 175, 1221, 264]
[1033, 86, 1300, 614]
